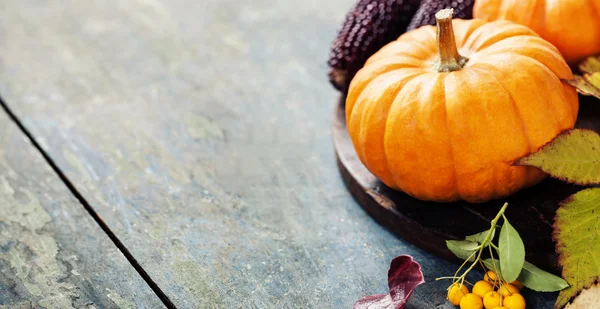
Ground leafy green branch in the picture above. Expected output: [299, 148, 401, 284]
[440, 203, 568, 296]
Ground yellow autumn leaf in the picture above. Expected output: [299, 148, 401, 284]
[554, 188, 600, 309]
[515, 129, 600, 185]
[580, 55, 600, 74]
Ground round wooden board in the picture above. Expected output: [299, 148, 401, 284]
[333, 94, 600, 275]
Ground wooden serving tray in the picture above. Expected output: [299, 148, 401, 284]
[333, 94, 600, 275]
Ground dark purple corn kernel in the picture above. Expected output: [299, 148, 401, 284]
[328, 0, 421, 92]
[407, 0, 474, 31]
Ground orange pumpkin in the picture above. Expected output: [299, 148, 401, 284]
[474, 0, 600, 64]
[346, 9, 578, 203]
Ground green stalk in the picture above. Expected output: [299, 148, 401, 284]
[437, 203, 509, 286]
[453, 250, 478, 280]
[458, 203, 508, 278]
[488, 246, 501, 288]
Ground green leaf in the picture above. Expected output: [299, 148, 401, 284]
[517, 261, 569, 292]
[554, 188, 600, 309]
[446, 240, 478, 262]
[465, 227, 496, 246]
[499, 218, 525, 282]
[514, 129, 600, 186]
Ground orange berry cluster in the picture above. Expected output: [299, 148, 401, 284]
[447, 271, 526, 309]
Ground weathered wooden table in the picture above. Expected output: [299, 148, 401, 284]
[0, 1, 556, 308]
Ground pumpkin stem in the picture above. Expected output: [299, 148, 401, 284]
[435, 9, 468, 72]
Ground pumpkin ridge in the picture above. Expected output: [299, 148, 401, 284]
[368, 39, 436, 64]
[380, 72, 424, 190]
[463, 21, 537, 52]
[471, 36, 565, 70]
[545, 0, 570, 59]
[512, 51, 575, 129]
[441, 73, 459, 200]
[524, 0, 546, 36]
[561, 81, 579, 124]
[481, 66, 533, 154]
[476, 35, 555, 53]
[361, 57, 425, 74]
[583, 0, 600, 59]
[354, 90, 371, 165]
[558, 79, 577, 126]
[351, 70, 408, 166]
[558, 81, 578, 128]
[398, 35, 437, 57]
[523, 0, 540, 28]
[472, 36, 573, 84]
[454, 19, 487, 48]
[536, 0, 547, 38]
[361, 70, 423, 187]
[348, 76, 380, 164]
[475, 52, 564, 130]
[470, 65, 533, 190]
[383, 73, 432, 195]
[346, 61, 421, 123]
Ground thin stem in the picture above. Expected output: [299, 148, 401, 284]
[488, 247, 497, 273]
[438, 277, 474, 287]
[488, 247, 501, 289]
[492, 204, 509, 232]
[452, 250, 477, 279]
[479, 259, 487, 272]
[459, 203, 509, 278]
[436, 276, 463, 281]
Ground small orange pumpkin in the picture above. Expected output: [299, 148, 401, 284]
[346, 9, 578, 203]
[474, 0, 600, 64]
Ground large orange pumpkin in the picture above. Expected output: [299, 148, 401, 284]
[346, 9, 579, 203]
[474, 0, 600, 64]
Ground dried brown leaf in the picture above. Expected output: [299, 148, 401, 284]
[568, 55, 600, 99]
[564, 283, 600, 309]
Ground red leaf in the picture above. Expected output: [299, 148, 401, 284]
[354, 255, 425, 309]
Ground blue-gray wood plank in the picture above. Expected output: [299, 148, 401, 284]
[0, 0, 555, 308]
[0, 110, 164, 307]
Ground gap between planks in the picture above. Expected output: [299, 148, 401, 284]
[0, 94, 177, 309]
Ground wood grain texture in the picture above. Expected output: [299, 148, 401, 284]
[0, 112, 163, 308]
[0, 0, 553, 308]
